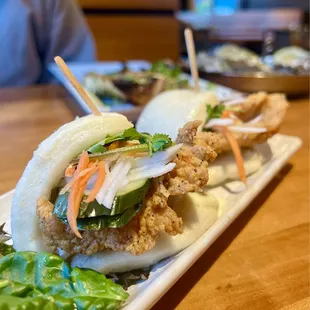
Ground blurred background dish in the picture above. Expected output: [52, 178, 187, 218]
[49, 60, 243, 116]
[177, 2, 309, 95]
[273, 46, 309, 66]
[83, 61, 189, 106]
[213, 44, 270, 72]
[198, 71, 309, 95]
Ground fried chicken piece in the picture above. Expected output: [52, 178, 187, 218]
[165, 121, 218, 195]
[37, 121, 219, 256]
[37, 188, 182, 256]
[233, 91, 267, 122]
[196, 93, 289, 153]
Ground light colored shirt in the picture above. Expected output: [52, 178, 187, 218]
[0, 0, 96, 86]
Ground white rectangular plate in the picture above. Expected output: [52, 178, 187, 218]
[48, 61, 242, 114]
[0, 134, 302, 309]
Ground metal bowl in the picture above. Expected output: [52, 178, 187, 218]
[199, 71, 309, 96]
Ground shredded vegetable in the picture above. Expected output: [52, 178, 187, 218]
[228, 126, 267, 133]
[101, 160, 132, 210]
[67, 151, 90, 238]
[220, 127, 246, 184]
[60, 162, 97, 195]
[205, 118, 234, 128]
[71, 144, 149, 164]
[221, 110, 233, 118]
[127, 162, 176, 183]
[96, 159, 131, 208]
[247, 114, 263, 124]
[132, 144, 182, 169]
[85, 161, 106, 203]
[65, 165, 75, 177]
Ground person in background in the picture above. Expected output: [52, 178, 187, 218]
[0, 0, 96, 87]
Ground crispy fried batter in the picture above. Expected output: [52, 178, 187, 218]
[166, 121, 218, 195]
[234, 91, 267, 122]
[37, 121, 219, 256]
[196, 93, 289, 152]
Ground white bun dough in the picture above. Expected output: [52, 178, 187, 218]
[71, 193, 219, 274]
[208, 148, 264, 186]
[11, 113, 133, 252]
[136, 90, 219, 141]
[137, 89, 269, 186]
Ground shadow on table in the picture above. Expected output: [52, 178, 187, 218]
[151, 163, 293, 310]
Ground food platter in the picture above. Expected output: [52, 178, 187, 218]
[198, 71, 309, 96]
[0, 134, 301, 309]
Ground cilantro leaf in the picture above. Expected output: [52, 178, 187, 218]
[206, 104, 226, 120]
[204, 104, 226, 132]
[87, 127, 173, 157]
[122, 127, 146, 140]
[152, 134, 173, 152]
[87, 128, 144, 154]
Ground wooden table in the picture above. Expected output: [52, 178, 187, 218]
[0, 85, 309, 309]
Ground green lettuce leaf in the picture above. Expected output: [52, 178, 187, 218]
[0, 252, 128, 310]
[0, 295, 59, 310]
[54, 192, 111, 219]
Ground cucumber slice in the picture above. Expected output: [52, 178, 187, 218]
[116, 179, 149, 196]
[111, 179, 151, 215]
[53, 179, 151, 223]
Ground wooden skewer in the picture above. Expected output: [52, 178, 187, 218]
[184, 28, 200, 92]
[54, 56, 101, 116]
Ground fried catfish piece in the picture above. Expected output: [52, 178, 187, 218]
[37, 121, 219, 256]
[195, 93, 289, 153]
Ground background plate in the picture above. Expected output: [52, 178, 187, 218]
[198, 71, 309, 96]
[48, 61, 242, 118]
[0, 134, 302, 310]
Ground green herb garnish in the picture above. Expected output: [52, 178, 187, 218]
[150, 61, 182, 78]
[206, 104, 226, 121]
[152, 134, 173, 152]
[86, 127, 173, 158]
[203, 104, 226, 132]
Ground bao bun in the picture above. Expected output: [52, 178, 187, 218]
[11, 112, 219, 273]
[11, 113, 133, 252]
